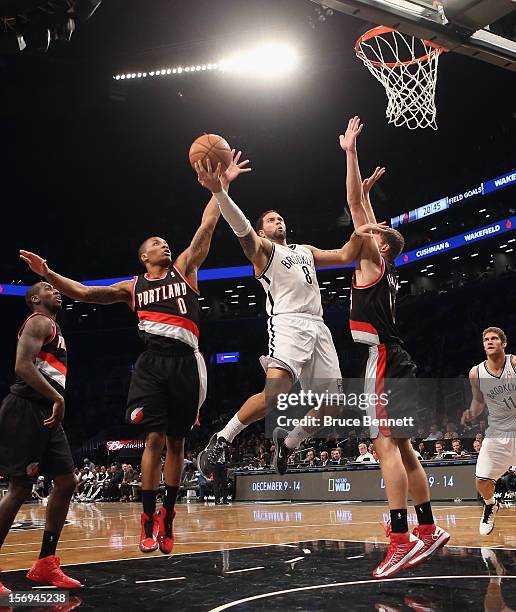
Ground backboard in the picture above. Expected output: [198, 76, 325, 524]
[310, 0, 516, 72]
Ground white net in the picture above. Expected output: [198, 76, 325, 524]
[356, 27, 445, 130]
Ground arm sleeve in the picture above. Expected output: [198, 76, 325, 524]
[213, 190, 252, 238]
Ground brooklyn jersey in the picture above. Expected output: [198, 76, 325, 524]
[10, 313, 67, 402]
[349, 258, 403, 346]
[477, 355, 516, 433]
[132, 264, 201, 351]
[256, 243, 323, 318]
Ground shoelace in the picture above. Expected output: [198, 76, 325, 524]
[208, 439, 226, 464]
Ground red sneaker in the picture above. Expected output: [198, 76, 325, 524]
[403, 524, 450, 569]
[156, 507, 176, 555]
[139, 512, 158, 553]
[0, 574, 12, 596]
[373, 527, 425, 579]
[26, 556, 82, 589]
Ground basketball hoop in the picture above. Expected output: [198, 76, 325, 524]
[355, 26, 447, 130]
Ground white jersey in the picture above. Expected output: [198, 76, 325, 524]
[256, 243, 323, 318]
[477, 354, 516, 433]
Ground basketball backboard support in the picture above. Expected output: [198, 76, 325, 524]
[310, 0, 516, 72]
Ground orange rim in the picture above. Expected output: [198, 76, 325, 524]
[355, 26, 447, 68]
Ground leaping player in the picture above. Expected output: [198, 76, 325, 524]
[19, 151, 250, 555]
[194, 159, 385, 478]
[340, 116, 449, 578]
[462, 326, 516, 535]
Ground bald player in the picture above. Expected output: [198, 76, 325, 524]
[20, 152, 250, 556]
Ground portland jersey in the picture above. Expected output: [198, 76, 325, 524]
[10, 313, 67, 402]
[349, 258, 403, 346]
[132, 264, 200, 351]
[477, 355, 516, 433]
[256, 243, 323, 318]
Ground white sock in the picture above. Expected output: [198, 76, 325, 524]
[285, 426, 310, 450]
[218, 414, 246, 443]
[484, 497, 495, 506]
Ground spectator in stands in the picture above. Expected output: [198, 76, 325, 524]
[32, 476, 45, 501]
[83, 458, 95, 470]
[434, 441, 445, 457]
[473, 439, 482, 453]
[120, 464, 135, 502]
[451, 439, 467, 456]
[417, 442, 430, 460]
[444, 422, 459, 440]
[372, 448, 379, 462]
[330, 448, 345, 465]
[287, 452, 297, 467]
[304, 450, 321, 467]
[197, 471, 210, 502]
[320, 451, 330, 467]
[367, 442, 375, 455]
[355, 443, 376, 463]
[103, 464, 123, 501]
[341, 431, 359, 459]
[424, 423, 443, 441]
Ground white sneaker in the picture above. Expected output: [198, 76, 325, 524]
[479, 502, 499, 536]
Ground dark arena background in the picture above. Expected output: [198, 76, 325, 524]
[0, 1, 515, 610]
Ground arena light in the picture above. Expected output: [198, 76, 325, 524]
[219, 43, 298, 77]
[112, 44, 298, 81]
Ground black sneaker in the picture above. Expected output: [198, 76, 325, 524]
[479, 501, 499, 535]
[272, 427, 289, 475]
[197, 433, 227, 479]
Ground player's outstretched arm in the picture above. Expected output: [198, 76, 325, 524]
[15, 315, 65, 426]
[19, 250, 132, 306]
[306, 222, 388, 267]
[462, 366, 487, 425]
[179, 151, 252, 276]
[361, 166, 386, 225]
[195, 158, 271, 273]
[339, 116, 370, 229]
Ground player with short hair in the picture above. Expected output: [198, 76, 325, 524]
[194, 159, 384, 478]
[0, 282, 81, 594]
[19, 152, 250, 555]
[340, 116, 449, 578]
[462, 326, 516, 535]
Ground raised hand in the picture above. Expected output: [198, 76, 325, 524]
[339, 116, 363, 153]
[20, 250, 50, 276]
[195, 158, 223, 194]
[223, 149, 252, 186]
[354, 221, 389, 237]
[362, 166, 386, 196]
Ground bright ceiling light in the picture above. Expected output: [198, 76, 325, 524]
[219, 43, 298, 77]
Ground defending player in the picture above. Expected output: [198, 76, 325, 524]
[462, 327, 516, 535]
[340, 116, 449, 578]
[0, 283, 81, 594]
[194, 160, 384, 478]
[19, 152, 250, 555]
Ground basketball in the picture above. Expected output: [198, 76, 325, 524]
[189, 133, 232, 172]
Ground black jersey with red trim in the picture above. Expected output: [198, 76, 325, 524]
[132, 263, 201, 351]
[10, 313, 67, 403]
[349, 258, 404, 346]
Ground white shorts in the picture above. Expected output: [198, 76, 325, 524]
[475, 434, 516, 481]
[259, 314, 342, 393]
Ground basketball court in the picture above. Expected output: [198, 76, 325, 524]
[1, 501, 515, 609]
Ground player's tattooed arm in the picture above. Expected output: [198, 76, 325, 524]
[462, 367, 486, 424]
[19, 251, 132, 306]
[238, 232, 272, 274]
[15, 315, 63, 405]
